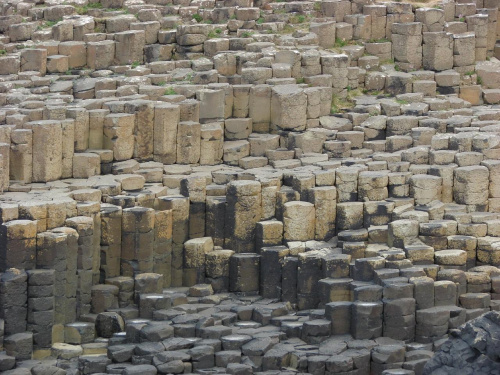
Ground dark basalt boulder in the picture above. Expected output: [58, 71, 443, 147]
[423, 311, 500, 375]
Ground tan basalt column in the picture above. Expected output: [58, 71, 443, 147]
[124, 100, 155, 161]
[482, 160, 500, 213]
[66, 107, 89, 152]
[19, 201, 48, 233]
[157, 196, 189, 287]
[249, 85, 271, 133]
[180, 176, 207, 239]
[261, 184, 278, 221]
[27, 269, 55, 349]
[0, 220, 37, 271]
[197, 89, 225, 122]
[30, 120, 62, 182]
[225, 181, 262, 253]
[51, 227, 79, 325]
[200, 123, 223, 165]
[114, 30, 145, 65]
[87, 40, 115, 70]
[153, 209, 173, 288]
[205, 249, 234, 293]
[0, 268, 28, 335]
[36, 231, 68, 325]
[283, 202, 315, 242]
[309, 186, 336, 241]
[178, 99, 200, 123]
[104, 113, 135, 161]
[10, 129, 32, 184]
[392, 22, 423, 71]
[88, 109, 109, 150]
[335, 167, 360, 202]
[121, 207, 155, 277]
[183, 237, 214, 287]
[232, 85, 252, 118]
[77, 202, 101, 285]
[100, 204, 122, 280]
[60, 119, 75, 179]
[176, 121, 201, 164]
[454, 166, 489, 211]
[206, 196, 226, 247]
[271, 85, 307, 132]
[154, 103, 179, 165]
[0, 154, 4, 193]
[65, 216, 94, 318]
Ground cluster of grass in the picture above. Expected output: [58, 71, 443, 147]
[130, 61, 140, 69]
[241, 31, 253, 38]
[207, 28, 222, 38]
[75, 2, 102, 15]
[192, 14, 203, 22]
[38, 19, 61, 30]
[289, 14, 307, 24]
[164, 87, 177, 95]
[0, 50, 6, 55]
[367, 38, 390, 44]
[279, 24, 295, 34]
[332, 38, 357, 48]
[330, 88, 363, 114]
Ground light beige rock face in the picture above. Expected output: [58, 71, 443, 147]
[103, 114, 135, 162]
[225, 181, 262, 253]
[176, 121, 201, 164]
[114, 30, 146, 65]
[30, 120, 62, 182]
[200, 123, 223, 165]
[154, 103, 180, 165]
[87, 41, 115, 70]
[454, 166, 490, 206]
[423, 31, 454, 71]
[283, 201, 315, 241]
[271, 85, 307, 132]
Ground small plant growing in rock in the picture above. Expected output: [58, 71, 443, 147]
[75, 2, 102, 15]
[257, 17, 265, 24]
[334, 38, 348, 48]
[296, 15, 306, 23]
[164, 87, 177, 95]
[131, 61, 140, 69]
[477, 76, 483, 85]
[296, 77, 305, 84]
[241, 31, 253, 38]
[40, 19, 60, 29]
[192, 14, 203, 22]
[0, 50, 6, 55]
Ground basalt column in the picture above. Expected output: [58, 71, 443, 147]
[225, 181, 262, 253]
